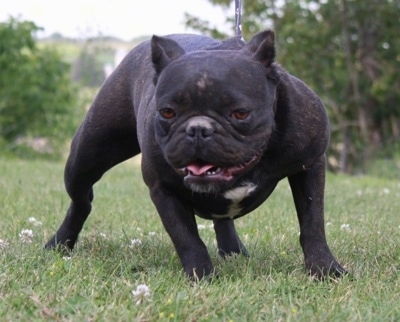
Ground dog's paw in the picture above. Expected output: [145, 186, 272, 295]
[307, 261, 348, 280]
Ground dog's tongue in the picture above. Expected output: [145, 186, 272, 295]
[186, 164, 215, 176]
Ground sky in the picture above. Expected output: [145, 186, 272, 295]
[1, 0, 233, 40]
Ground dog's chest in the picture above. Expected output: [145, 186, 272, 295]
[211, 183, 257, 219]
[192, 179, 277, 220]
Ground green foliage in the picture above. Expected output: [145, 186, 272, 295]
[184, 13, 228, 39]
[185, 0, 400, 173]
[0, 158, 399, 320]
[0, 17, 78, 157]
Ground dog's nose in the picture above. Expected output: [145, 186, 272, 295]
[186, 116, 215, 140]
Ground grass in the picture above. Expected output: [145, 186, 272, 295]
[0, 157, 399, 321]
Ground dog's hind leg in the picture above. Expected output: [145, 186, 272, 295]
[213, 219, 248, 257]
[45, 91, 140, 250]
[288, 154, 347, 278]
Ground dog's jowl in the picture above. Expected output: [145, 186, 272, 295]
[45, 30, 347, 280]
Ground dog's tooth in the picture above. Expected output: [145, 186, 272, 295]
[205, 167, 222, 175]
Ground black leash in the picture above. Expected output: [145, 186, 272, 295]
[235, 0, 242, 37]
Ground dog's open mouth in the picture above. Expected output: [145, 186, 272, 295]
[177, 152, 261, 181]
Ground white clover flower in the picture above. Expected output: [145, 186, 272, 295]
[197, 224, 206, 230]
[62, 256, 72, 261]
[340, 224, 351, 232]
[132, 284, 151, 305]
[19, 229, 34, 243]
[28, 217, 43, 226]
[0, 239, 9, 249]
[99, 232, 107, 238]
[382, 188, 390, 194]
[129, 239, 142, 248]
[148, 232, 157, 237]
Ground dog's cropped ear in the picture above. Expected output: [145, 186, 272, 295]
[151, 36, 186, 82]
[245, 30, 275, 68]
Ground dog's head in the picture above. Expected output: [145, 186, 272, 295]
[151, 30, 280, 193]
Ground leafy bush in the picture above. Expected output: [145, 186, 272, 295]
[0, 17, 79, 158]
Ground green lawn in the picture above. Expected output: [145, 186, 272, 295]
[0, 157, 399, 321]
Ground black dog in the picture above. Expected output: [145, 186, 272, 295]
[45, 30, 346, 279]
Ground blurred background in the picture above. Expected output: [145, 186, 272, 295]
[0, 0, 399, 177]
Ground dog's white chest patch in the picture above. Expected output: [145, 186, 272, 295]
[212, 183, 257, 219]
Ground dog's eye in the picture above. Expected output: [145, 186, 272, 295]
[231, 109, 250, 120]
[159, 108, 176, 119]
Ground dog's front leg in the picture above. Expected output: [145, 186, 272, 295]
[288, 155, 346, 279]
[149, 186, 214, 279]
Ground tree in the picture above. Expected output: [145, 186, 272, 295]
[0, 17, 78, 157]
[185, 0, 400, 172]
[71, 41, 110, 88]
